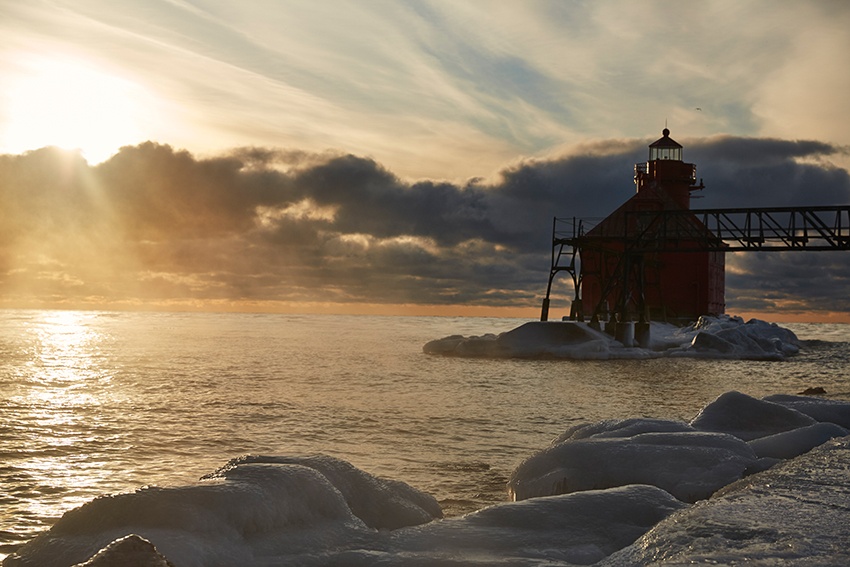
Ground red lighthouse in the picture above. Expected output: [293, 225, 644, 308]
[578, 128, 725, 324]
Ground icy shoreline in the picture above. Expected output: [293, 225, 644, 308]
[424, 315, 802, 361]
[601, 436, 850, 565]
[6, 391, 850, 567]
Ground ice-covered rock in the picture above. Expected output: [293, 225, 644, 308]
[676, 316, 801, 360]
[9, 392, 849, 567]
[763, 393, 850, 429]
[70, 535, 173, 567]
[690, 390, 816, 441]
[388, 484, 687, 566]
[555, 418, 696, 443]
[747, 422, 849, 459]
[4, 455, 438, 567]
[208, 455, 441, 529]
[424, 315, 802, 361]
[423, 321, 614, 359]
[600, 437, 850, 566]
[508, 430, 757, 503]
[689, 329, 737, 353]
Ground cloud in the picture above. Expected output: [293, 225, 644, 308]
[0, 135, 848, 319]
[5, 2, 849, 183]
[726, 252, 850, 315]
[682, 137, 850, 212]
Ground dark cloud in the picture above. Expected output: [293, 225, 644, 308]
[726, 252, 850, 314]
[688, 136, 850, 208]
[0, 136, 848, 317]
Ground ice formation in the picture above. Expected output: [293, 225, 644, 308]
[70, 535, 173, 567]
[7, 392, 850, 567]
[207, 455, 442, 530]
[508, 430, 758, 503]
[422, 320, 612, 359]
[6, 455, 438, 567]
[689, 390, 817, 441]
[423, 315, 802, 360]
[747, 422, 848, 460]
[763, 393, 850, 428]
[386, 484, 687, 566]
[599, 437, 850, 566]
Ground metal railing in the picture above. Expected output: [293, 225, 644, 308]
[624, 206, 850, 252]
[542, 204, 850, 321]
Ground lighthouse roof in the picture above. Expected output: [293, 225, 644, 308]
[649, 128, 682, 149]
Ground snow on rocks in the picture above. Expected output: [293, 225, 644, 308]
[70, 535, 173, 567]
[599, 437, 850, 566]
[764, 393, 850, 429]
[8, 392, 850, 567]
[509, 391, 850, 506]
[747, 422, 849, 460]
[681, 315, 801, 359]
[508, 428, 758, 504]
[424, 315, 802, 360]
[207, 455, 442, 530]
[423, 321, 614, 359]
[553, 418, 696, 443]
[690, 390, 817, 441]
[390, 484, 687, 566]
[5, 455, 439, 567]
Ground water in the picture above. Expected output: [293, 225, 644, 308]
[0, 309, 847, 558]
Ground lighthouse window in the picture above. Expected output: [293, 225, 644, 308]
[650, 147, 682, 161]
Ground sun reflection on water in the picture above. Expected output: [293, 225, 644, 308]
[1, 310, 121, 557]
[28, 310, 106, 379]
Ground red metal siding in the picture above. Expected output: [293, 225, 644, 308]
[580, 247, 724, 323]
[569, 129, 725, 324]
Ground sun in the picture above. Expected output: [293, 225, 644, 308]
[2, 56, 150, 163]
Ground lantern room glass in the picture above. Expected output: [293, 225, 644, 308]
[649, 145, 682, 161]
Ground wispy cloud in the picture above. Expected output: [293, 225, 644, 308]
[3, 1, 849, 179]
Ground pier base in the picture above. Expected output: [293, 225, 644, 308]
[635, 321, 651, 348]
[615, 322, 635, 347]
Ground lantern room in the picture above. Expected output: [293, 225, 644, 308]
[634, 128, 702, 209]
[648, 127, 682, 161]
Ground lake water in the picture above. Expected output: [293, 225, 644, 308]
[1, 309, 847, 559]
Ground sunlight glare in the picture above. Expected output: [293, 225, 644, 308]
[3, 56, 151, 163]
[23, 310, 110, 402]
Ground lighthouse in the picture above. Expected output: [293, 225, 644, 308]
[577, 128, 726, 324]
[636, 128, 697, 209]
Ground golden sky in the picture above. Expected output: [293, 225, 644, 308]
[1, 1, 849, 321]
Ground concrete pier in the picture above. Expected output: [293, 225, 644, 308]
[615, 321, 634, 347]
[634, 321, 651, 348]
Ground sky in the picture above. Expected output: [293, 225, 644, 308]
[1, 0, 849, 321]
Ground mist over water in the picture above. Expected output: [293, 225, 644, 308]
[0, 309, 847, 558]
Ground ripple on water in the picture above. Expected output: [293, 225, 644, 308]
[1, 311, 847, 556]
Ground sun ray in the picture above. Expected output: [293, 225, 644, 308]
[2, 55, 152, 163]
